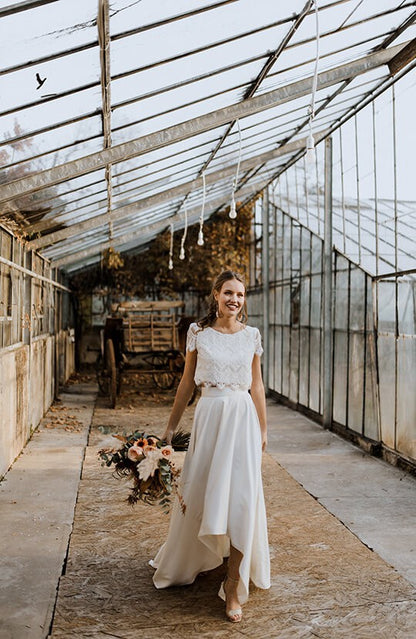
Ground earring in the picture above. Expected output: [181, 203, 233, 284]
[215, 301, 219, 318]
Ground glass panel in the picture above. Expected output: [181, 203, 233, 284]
[378, 281, 396, 333]
[281, 326, 290, 398]
[309, 328, 321, 412]
[348, 332, 364, 434]
[274, 286, 282, 325]
[298, 327, 310, 407]
[333, 331, 348, 426]
[334, 255, 349, 330]
[0, 2, 97, 68]
[364, 332, 379, 441]
[398, 279, 416, 336]
[349, 266, 365, 331]
[289, 328, 299, 403]
[272, 325, 282, 395]
[281, 285, 291, 326]
[377, 334, 396, 449]
[300, 275, 310, 327]
[396, 337, 416, 460]
[310, 273, 321, 328]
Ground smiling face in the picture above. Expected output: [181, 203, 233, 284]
[214, 278, 246, 320]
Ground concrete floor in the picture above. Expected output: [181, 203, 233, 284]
[266, 401, 416, 588]
[0, 381, 415, 639]
[0, 383, 96, 639]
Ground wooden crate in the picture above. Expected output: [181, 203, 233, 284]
[117, 301, 184, 353]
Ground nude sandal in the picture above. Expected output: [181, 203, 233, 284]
[219, 575, 243, 623]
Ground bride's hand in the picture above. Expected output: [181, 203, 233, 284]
[161, 429, 173, 445]
[261, 432, 268, 452]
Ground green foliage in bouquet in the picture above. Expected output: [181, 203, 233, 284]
[98, 430, 190, 513]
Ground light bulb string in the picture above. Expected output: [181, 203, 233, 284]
[200, 171, 206, 230]
[198, 172, 206, 245]
[232, 119, 243, 193]
[229, 119, 242, 219]
[180, 204, 188, 259]
[308, 0, 320, 146]
[169, 223, 174, 269]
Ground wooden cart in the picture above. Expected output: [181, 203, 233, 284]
[97, 300, 188, 408]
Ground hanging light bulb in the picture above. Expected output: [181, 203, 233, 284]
[168, 223, 174, 271]
[306, 132, 315, 164]
[229, 192, 237, 219]
[179, 204, 188, 260]
[197, 229, 204, 246]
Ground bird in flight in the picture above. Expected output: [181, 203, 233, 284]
[36, 73, 46, 89]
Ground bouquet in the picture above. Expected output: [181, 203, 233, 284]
[98, 430, 190, 513]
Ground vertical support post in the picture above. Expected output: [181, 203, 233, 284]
[339, 126, 346, 254]
[262, 186, 270, 394]
[322, 137, 333, 428]
[23, 251, 32, 347]
[392, 84, 398, 451]
[354, 115, 362, 263]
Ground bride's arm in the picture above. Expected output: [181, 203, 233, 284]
[251, 355, 268, 451]
[161, 349, 197, 444]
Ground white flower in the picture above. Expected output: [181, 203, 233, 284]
[160, 445, 174, 458]
[137, 452, 160, 481]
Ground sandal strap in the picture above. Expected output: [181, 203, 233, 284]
[226, 574, 240, 583]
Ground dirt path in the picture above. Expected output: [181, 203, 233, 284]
[50, 381, 416, 638]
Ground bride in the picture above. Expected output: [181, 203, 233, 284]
[149, 270, 270, 623]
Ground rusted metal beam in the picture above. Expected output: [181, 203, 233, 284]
[388, 38, 416, 75]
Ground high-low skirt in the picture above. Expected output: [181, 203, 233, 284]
[150, 387, 270, 604]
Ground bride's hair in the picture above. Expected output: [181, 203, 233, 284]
[197, 270, 248, 329]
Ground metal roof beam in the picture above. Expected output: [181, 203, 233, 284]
[0, 41, 407, 208]
[388, 38, 416, 75]
[27, 130, 330, 250]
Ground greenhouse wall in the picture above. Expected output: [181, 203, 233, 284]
[248, 203, 416, 468]
[0, 226, 75, 477]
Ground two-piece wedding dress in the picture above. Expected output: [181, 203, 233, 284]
[150, 323, 271, 604]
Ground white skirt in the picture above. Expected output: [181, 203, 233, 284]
[150, 387, 270, 604]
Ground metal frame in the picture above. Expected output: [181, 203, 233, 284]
[0, 2, 415, 272]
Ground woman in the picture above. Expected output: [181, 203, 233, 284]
[150, 270, 270, 623]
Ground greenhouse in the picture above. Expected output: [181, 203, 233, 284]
[0, 1, 415, 637]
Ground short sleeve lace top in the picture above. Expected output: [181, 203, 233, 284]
[186, 322, 263, 390]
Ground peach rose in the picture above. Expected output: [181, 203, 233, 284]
[160, 445, 174, 457]
[127, 446, 144, 462]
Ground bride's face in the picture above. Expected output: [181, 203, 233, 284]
[215, 278, 245, 319]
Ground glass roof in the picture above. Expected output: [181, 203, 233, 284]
[0, 0, 415, 273]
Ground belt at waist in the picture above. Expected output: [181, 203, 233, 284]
[200, 386, 249, 397]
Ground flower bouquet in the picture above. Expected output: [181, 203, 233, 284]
[98, 430, 190, 513]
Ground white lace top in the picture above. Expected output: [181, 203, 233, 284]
[186, 322, 263, 390]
